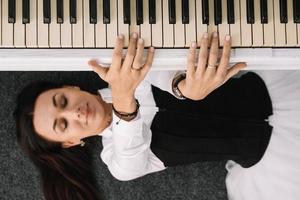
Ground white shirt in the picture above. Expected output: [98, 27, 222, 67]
[97, 71, 184, 181]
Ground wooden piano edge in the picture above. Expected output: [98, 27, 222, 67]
[0, 48, 299, 71]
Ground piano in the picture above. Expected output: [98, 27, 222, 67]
[0, 0, 300, 71]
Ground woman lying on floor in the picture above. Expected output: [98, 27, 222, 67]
[15, 32, 299, 200]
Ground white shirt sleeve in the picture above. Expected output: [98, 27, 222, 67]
[143, 70, 186, 99]
[102, 111, 166, 181]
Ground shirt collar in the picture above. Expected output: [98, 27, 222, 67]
[97, 88, 113, 137]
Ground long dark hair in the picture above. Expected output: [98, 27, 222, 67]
[13, 81, 102, 200]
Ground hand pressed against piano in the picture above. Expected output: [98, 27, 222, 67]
[89, 32, 155, 114]
[177, 32, 247, 101]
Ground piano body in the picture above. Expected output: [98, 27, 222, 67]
[0, 0, 300, 71]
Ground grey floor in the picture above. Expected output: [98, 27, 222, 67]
[0, 71, 228, 200]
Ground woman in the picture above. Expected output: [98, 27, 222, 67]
[14, 32, 271, 199]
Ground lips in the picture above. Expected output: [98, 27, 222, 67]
[86, 103, 89, 125]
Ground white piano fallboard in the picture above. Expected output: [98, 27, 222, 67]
[0, 48, 299, 71]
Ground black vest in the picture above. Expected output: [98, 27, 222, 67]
[149, 72, 273, 168]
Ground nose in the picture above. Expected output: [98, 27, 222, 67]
[60, 103, 87, 122]
[76, 105, 87, 119]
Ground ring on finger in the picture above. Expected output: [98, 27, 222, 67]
[131, 66, 143, 70]
[207, 63, 218, 69]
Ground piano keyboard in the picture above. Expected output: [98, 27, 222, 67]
[1, 0, 300, 48]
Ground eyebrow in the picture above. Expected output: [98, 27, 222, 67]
[52, 93, 58, 133]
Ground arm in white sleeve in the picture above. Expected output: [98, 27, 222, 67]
[143, 70, 186, 99]
[106, 111, 165, 181]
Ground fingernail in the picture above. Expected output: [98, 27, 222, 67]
[138, 38, 144, 44]
[225, 34, 231, 41]
[118, 34, 124, 39]
[242, 62, 247, 66]
[213, 32, 218, 38]
[150, 47, 155, 52]
[132, 32, 138, 38]
[203, 32, 208, 38]
[192, 42, 197, 48]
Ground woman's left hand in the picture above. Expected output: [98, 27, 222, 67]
[178, 32, 247, 101]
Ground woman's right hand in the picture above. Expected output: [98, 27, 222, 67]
[178, 32, 247, 101]
[88, 33, 155, 112]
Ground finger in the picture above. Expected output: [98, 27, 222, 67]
[123, 32, 138, 71]
[186, 42, 197, 78]
[216, 34, 232, 78]
[88, 60, 109, 81]
[140, 47, 155, 79]
[223, 62, 247, 83]
[196, 32, 209, 75]
[111, 34, 125, 69]
[132, 38, 145, 70]
[206, 32, 219, 76]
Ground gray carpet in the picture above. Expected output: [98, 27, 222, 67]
[0, 71, 228, 200]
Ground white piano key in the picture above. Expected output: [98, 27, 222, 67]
[73, 0, 83, 47]
[2, 0, 14, 47]
[14, 0, 25, 47]
[185, 0, 196, 47]
[140, 0, 151, 47]
[61, 0, 72, 47]
[162, 0, 174, 47]
[130, 0, 139, 35]
[26, 0, 37, 47]
[207, 0, 218, 46]
[196, 0, 208, 46]
[50, 0, 61, 47]
[218, 0, 230, 47]
[298, 24, 300, 46]
[240, 0, 252, 46]
[273, 0, 286, 46]
[107, 0, 118, 47]
[96, 0, 106, 47]
[83, 0, 95, 47]
[118, 0, 129, 47]
[263, 0, 275, 46]
[252, 0, 263, 46]
[286, 0, 297, 46]
[230, 0, 241, 47]
[151, 0, 163, 47]
[38, 0, 49, 47]
[174, 0, 184, 47]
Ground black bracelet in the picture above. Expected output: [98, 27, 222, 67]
[112, 99, 140, 121]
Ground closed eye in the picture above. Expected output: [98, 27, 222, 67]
[59, 94, 68, 131]
[61, 95, 68, 108]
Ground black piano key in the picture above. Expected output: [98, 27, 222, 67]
[8, 0, 15, 23]
[70, 0, 77, 24]
[202, 0, 209, 24]
[260, 0, 268, 24]
[149, 0, 156, 24]
[123, 0, 130, 24]
[57, 0, 63, 24]
[168, 0, 176, 24]
[279, 0, 287, 23]
[136, 0, 143, 25]
[22, 0, 30, 24]
[214, 0, 222, 25]
[227, 0, 235, 24]
[182, 0, 189, 24]
[103, 0, 110, 24]
[89, 0, 97, 24]
[246, 0, 254, 24]
[43, 0, 51, 24]
[294, 0, 300, 23]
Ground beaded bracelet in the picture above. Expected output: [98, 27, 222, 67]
[112, 99, 140, 123]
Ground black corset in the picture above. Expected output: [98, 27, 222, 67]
[149, 72, 273, 168]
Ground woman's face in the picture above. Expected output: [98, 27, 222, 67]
[33, 86, 110, 148]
